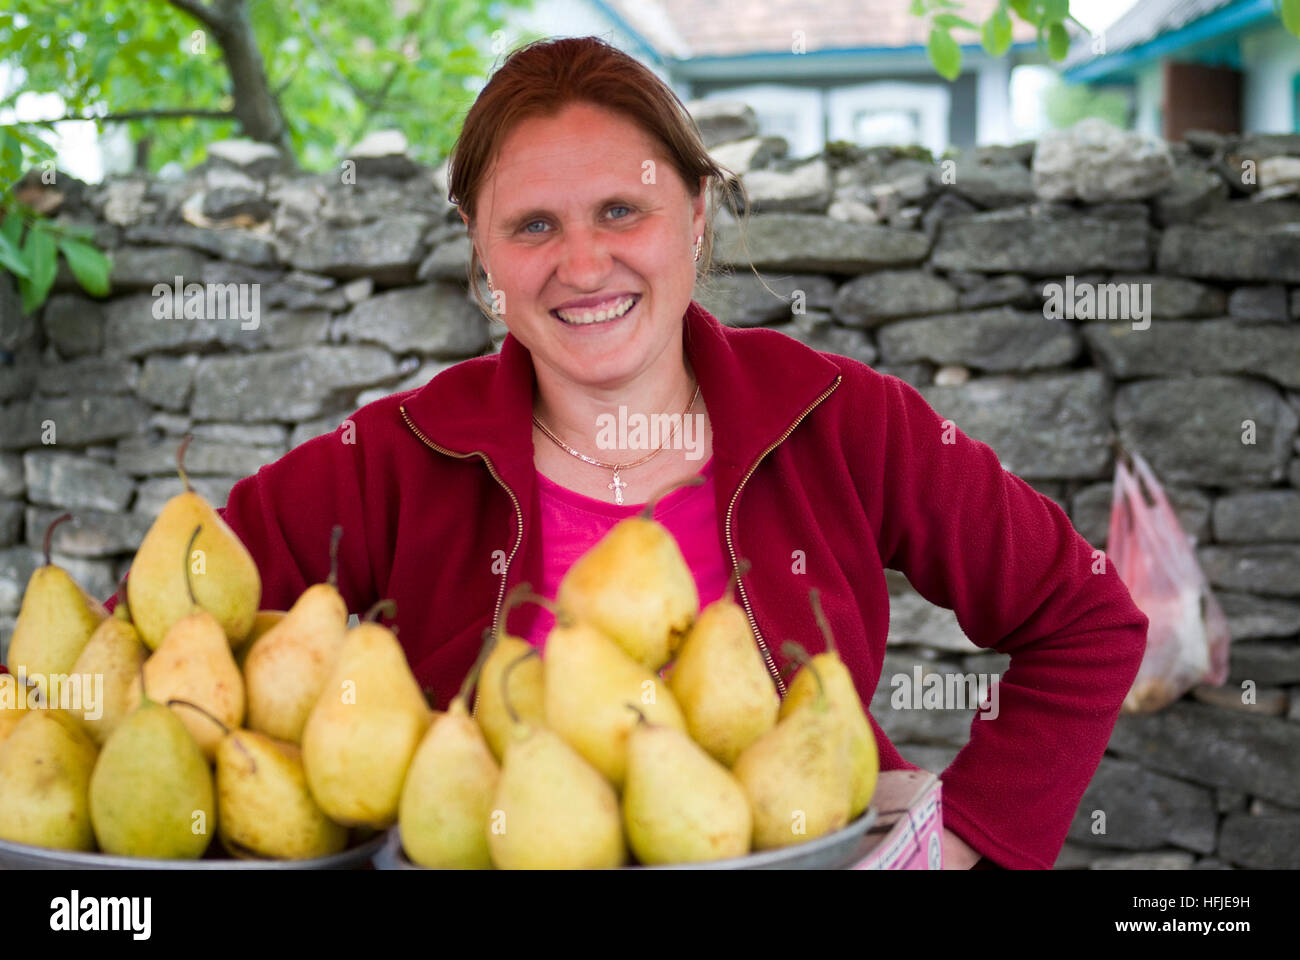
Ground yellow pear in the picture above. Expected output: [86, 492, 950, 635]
[668, 559, 779, 766]
[556, 476, 703, 670]
[623, 706, 751, 864]
[733, 642, 852, 850]
[489, 651, 626, 870]
[473, 584, 544, 762]
[300, 600, 431, 828]
[69, 590, 148, 745]
[399, 635, 500, 869]
[0, 673, 33, 746]
[89, 686, 215, 859]
[245, 527, 349, 743]
[7, 514, 109, 702]
[214, 724, 347, 861]
[128, 435, 261, 649]
[0, 709, 98, 851]
[780, 589, 879, 818]
[537, 592, 687, 790]
[235, 611, 286, 671]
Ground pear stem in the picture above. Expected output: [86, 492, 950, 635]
[781, 640, 827, 703]
[508, 586, 573, 629]
[501, 581, 535, 622]
[183, 525, 202, 608]
[624, 702, 649, 726]
[500, 649, 539, 725]
[43, 513, 72, 566]
[176, 433, 194, 494]
[809, 588, 837, 653]
[327, 525, 343, 588]
[363, 599, 396, 623]
[167, 697, 231, 737]
[727, 557, 752, 604]
[639, 473, 706, 520]
[455, 627, 496, 707]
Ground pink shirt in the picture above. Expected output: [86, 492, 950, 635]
[511, 455, 730, 651]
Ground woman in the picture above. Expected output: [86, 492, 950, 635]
[108, 37, 1148, 870]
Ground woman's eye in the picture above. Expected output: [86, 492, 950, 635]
[521, 206, 633, 234]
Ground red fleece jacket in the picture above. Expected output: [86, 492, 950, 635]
[105, 300, 1147, 869]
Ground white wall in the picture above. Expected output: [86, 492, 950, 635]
[1241, 25, 1300, 133]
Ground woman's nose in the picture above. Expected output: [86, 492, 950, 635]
[556, 227, 611, 283]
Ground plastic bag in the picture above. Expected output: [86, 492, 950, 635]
[1106, 444, 1231, 713]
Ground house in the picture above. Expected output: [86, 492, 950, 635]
[503, 0, 1047, 157]
[1060, 0, 1300, 139]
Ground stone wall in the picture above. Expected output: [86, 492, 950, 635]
[2, 111, 1299, 868]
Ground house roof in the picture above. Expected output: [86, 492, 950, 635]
[600, 0, 1039, 59]
[1063, 0, 1234, 68]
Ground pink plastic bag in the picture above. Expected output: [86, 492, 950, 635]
[1106, 445, 1231, 713]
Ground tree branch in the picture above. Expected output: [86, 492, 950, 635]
[163, 0, 229, 33]
[30, 108, 237, 126]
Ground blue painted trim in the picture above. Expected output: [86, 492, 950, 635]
[587, 0, 668, 67]
[1061, 0, 1276, 83]
[666, 40, 1038, 67]
[1294, 72, 1300, 131]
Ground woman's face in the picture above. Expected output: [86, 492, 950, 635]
[462, 101, 707, 392]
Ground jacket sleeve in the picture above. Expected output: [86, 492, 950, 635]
[104, 428, 377, 620]
[873, 374, 1149, 870]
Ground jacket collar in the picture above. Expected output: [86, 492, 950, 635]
[400, 299, 842, 499]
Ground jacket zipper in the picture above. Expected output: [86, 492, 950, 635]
[725, 373, 843, 698]
[399, 405, 524, 639]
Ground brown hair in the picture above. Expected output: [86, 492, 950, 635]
[447, 35, 760, 325]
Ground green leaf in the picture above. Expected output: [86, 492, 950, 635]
[1, 209, 23, 248]
[18, 224, 57, 313]
[982, 6, 1014, 56]
[0, 228, 29, 278]
[934, 13, 978, 30]
[1047, 21, 1071, 59]
[1281, 0, 1300, 37]
[1043, 0, 1068, 23]
[928, 26, 962, 80]
[909, 0, 926, 15]
[1008, 0, 1035, 22]
[57, 237, 111, 297]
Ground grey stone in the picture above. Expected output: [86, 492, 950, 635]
[334, 284, 489, 357]
[109, 245, 211, 289]
[0, 546, 116, 615]
[1106, 274, 1227, 318]
[201, 186, 272, 222]
[1151, 163, 1230, 225]
[709, 136, 787, 175]
[1218, 813, 1300, 868]
[115, 434, 285, 478]
[285, 215, 427, 284]
[715, 213, 931, 273]
[1082, 321, 1300, 389]
[870, 676, 976, 747]
[96, 178, 153, 227]
[34, 358, 139, 396]
[287, 409, 355, 449]
[1159, 225, 1300, 283]
[947, 161, 1036, 208]
[687, 100, 760, 149]
[0, 501, 22, 547]
[1069, 482, 1211, 552]
[259, 309, 331, 349]
[0, 353, 36, 403]
[1190, 682, 1288, 716]
[1114, 377, 1297, 486]
[919, 371, 1113, 480]
[775, 314, 878, 367]
[1217, 788, 1248, 813]
[1066, 756, 1217, 853]
[1088, 850, 1195, 870]
[878, 308, 1080, 372]
[22, 452, 134, 512]
[742, 159, 832, 213]
[136, 355, 199, 410]
[133, 476, 240, 518]
[0, 396, 151, 450]
[354, 358, 460, 407]
[189, 422, 288, 446]
[955, 274, 1031, 310]
[1228, 284, 1290, 322]
[1052, 841, 1099, 869]
[124, 223, 279, 267]
[42, 294, 105, 357]
[693, 272, 836, 327]
[207, 139, 285, 178]
[190, 346, 399, 422]
[0, 454, 22, 498]
[1218, 591, 1300, 641]
[0, 274, 34, 352]
[885, 587, 981, 654]
[1108, 700, 1300, 807]
[24, 506, 151, 558]
[1212, 490, 1300, 542]
[1033, 119, 1175, 202]
[895, 744, 961, 776]
[147, 412, 191, 435]
[931, 206, 1152, 275]
[1197, 543, 1300, 597]
[1190, 857, 1235, 869]
[416, 236, 470, 283]
[1197, 198, 1300, 232]
[833, 270, 959, 326]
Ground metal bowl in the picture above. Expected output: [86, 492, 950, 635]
[0, 832, 385, 870]
[374, 806, 877, 870]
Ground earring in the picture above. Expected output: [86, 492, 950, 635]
[693, 235, 702, 263]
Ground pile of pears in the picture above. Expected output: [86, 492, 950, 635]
[396, 478, 880, 869]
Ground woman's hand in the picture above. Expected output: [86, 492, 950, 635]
[941, 827, 982, 869]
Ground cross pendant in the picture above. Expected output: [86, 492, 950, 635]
[609, 470, 627, 505]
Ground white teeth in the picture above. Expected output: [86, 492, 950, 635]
[555, 295, 637, 325]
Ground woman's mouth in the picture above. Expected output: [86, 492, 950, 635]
[551, 294, 640, 326]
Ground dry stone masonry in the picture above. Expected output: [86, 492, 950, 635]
[2, 109, 1299, 868]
